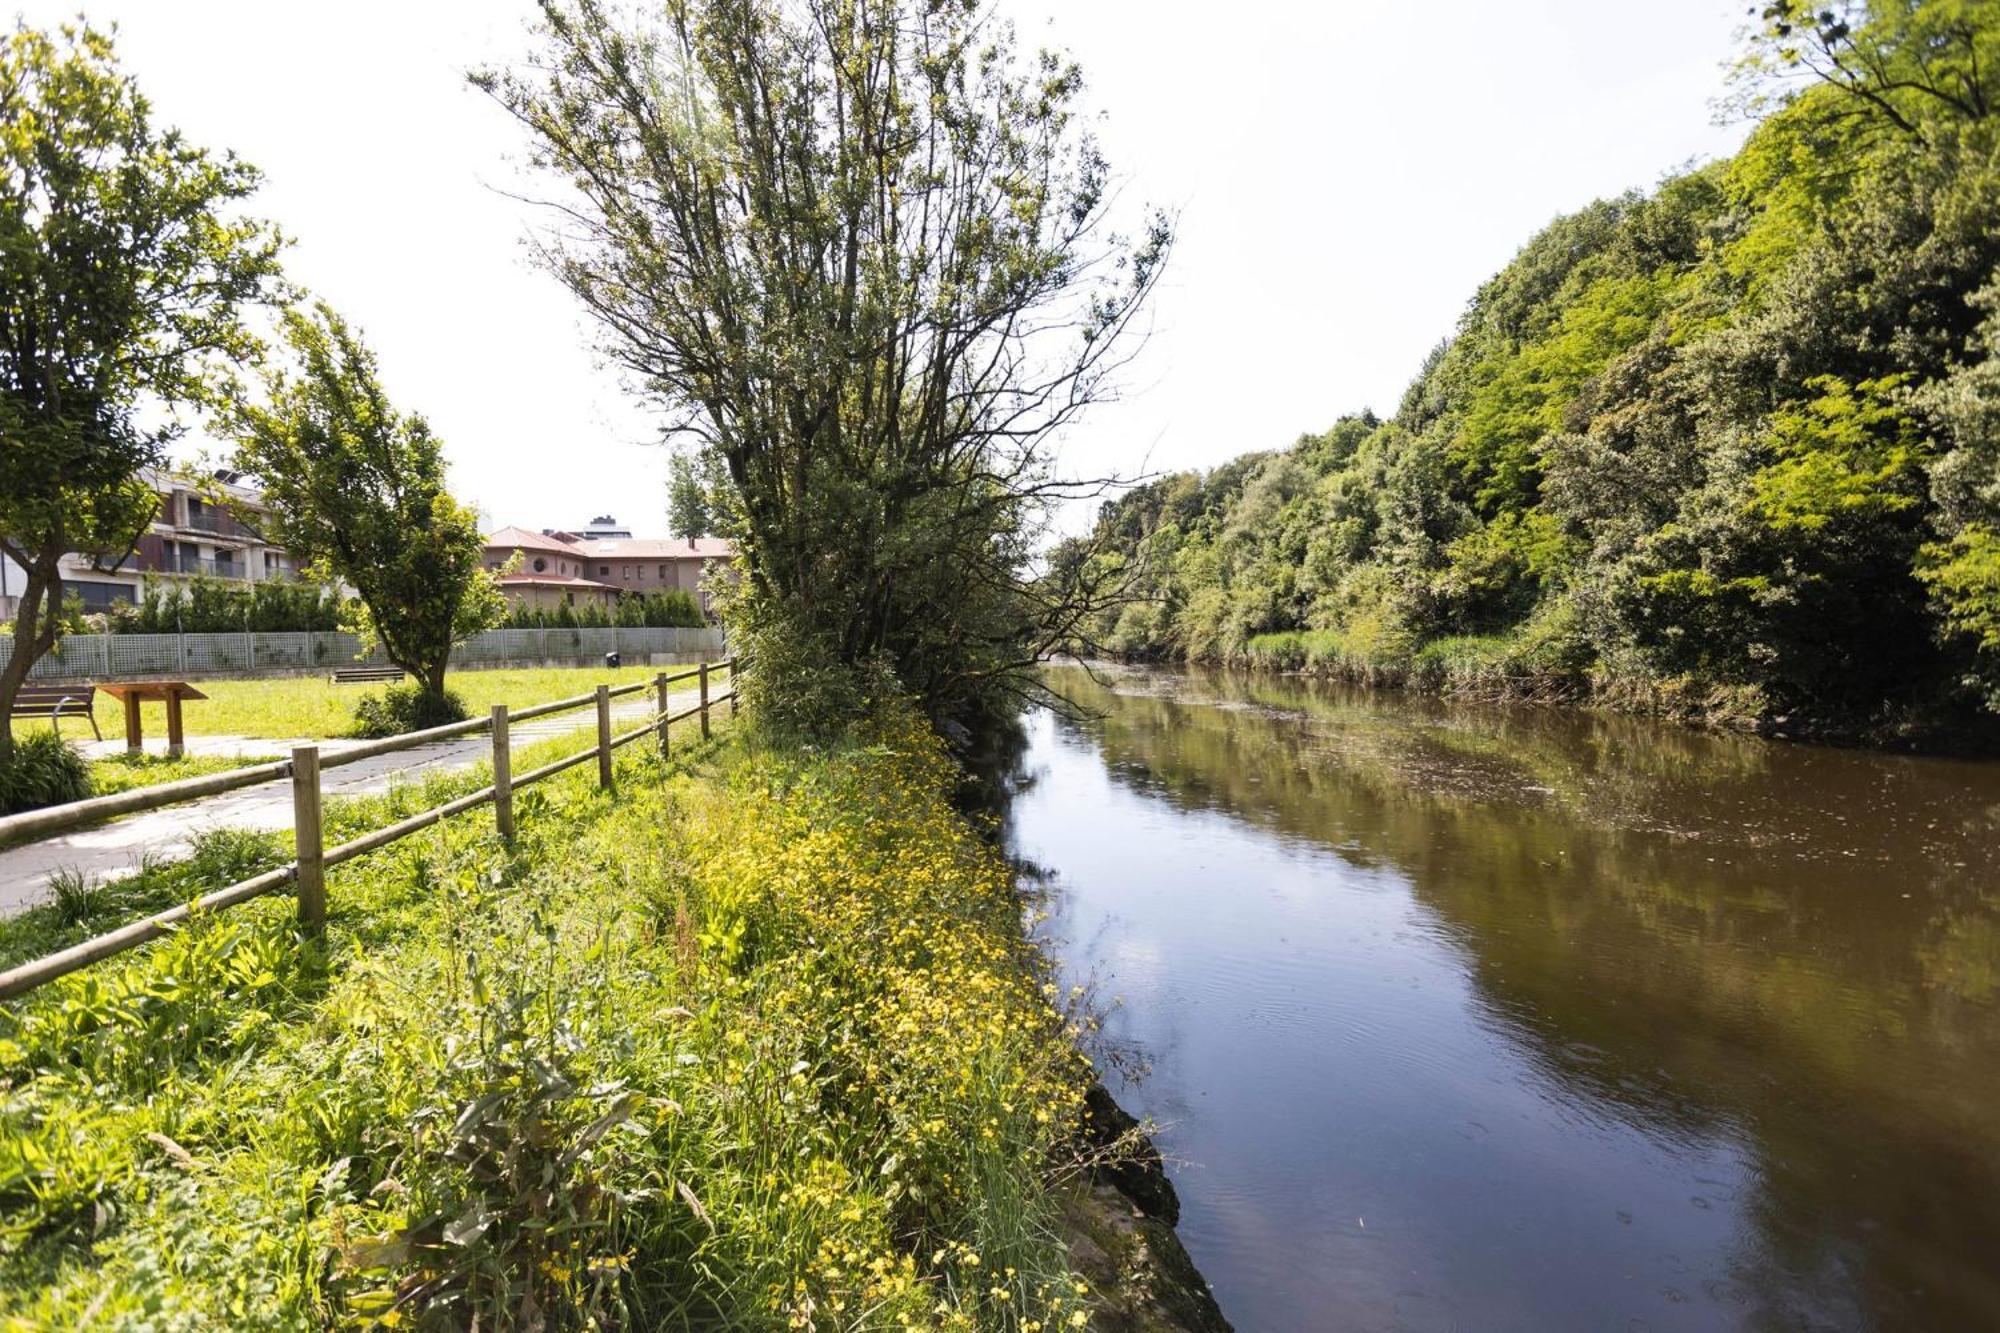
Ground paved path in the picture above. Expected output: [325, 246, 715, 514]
[0, 689, 704, 914]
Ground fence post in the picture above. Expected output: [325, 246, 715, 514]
[596, 684, 614, 789]
[291, 745, 325, 932]
[654, 671, 671, 758]
[492, 704, 514, 842]
[698, 661, 711, 741]
[727, 656, 739, 718]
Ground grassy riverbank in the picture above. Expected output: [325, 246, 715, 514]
[1231, 628, 1987, 747]
[0, 709, 1123, 1328]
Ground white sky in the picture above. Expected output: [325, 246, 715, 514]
[12, 1, 1751, 537]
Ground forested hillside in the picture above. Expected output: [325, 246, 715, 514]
[1064, 1, 2000, 740]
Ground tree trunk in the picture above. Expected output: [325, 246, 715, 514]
[419, 659, 449, 704]
[0, 563, 61, 767]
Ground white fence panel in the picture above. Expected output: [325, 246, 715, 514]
[1, 625, 724, 681]
[108, 636, 181, 677]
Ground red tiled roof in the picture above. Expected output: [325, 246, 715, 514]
[485, 525, 582, 555]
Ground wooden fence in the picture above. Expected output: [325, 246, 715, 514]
[0, 659, 742, 1001]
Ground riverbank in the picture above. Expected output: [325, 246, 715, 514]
[0, 705, 1225, 1329]
[1213, 628, 2000, 754]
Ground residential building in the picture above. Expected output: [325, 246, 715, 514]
[0, 468, 317, 620]
[482, 525, 623, 613]
[483, 517, 735, 615]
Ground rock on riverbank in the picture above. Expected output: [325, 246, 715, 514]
[1066, 1085, 1233, 1333]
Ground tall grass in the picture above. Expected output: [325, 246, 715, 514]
[0, 732, 91, 815]
[0, 706, 1104, 1329]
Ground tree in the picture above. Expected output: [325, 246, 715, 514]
[1057, 0, 2000, 739]
[234, 304, 502, 715]
[0, 21, 281, 764]
[1734, 1, 2000, 143]
[480, 0, 1168, 737]
[666, 450, 712, 539]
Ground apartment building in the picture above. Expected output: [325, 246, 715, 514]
[484, 518, 734, 614]
[0, 469, 311, 619]
[482, 526, 623, 612]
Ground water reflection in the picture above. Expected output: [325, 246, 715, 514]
[1007, 664, 2000, 1331]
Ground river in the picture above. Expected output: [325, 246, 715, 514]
[1006, 664, 2000, 1332]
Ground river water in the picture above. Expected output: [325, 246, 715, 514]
[1005, 664, 2000, 1332]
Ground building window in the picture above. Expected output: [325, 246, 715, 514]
[599, 565, 609, 575]
[533, 556, 548, 573]
[71, 580, 136, 611]
[658, 564, 668, 579]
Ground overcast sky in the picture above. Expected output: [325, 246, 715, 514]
[14, 1, 1751, 537]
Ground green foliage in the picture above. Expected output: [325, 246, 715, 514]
[666, 451, 720, 540]
[0, 20, 282, 762]
[502, 589, 705, 630]
[234, 304, 504, 703]
[106, 575, 347, 634]
[0, 730, 91, 815]
[1732, 2, 2000, 144]
[0, 712, 1109, 1328]
[348, 683, 471, 739]
[1919, 523, 2000, 702]
[1071, 0, 2000, 737]
[1614, 375, 1936, 706]
[484, 0, 1167, 740]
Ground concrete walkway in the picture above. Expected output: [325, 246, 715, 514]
[0, 688, 706, 915]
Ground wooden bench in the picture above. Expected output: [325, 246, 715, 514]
[8, 684, 103, 741]
[330, 666, 405, 685]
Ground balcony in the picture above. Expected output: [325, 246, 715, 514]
[155, 553, 250, 580]
[183, 512, 258, 540]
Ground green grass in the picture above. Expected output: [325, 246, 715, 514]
[87, 752, 273, 797]
[0, 706, 1108, 1329]
[8, 662, 731, 746]
[4, 664, 727, 809]
[0, 716, 652, 974]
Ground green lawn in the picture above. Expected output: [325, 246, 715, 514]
[8, 661, 732, 746]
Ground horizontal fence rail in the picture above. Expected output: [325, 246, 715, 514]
[0, 659, 744, 1000]
[0, 626, 726, 683]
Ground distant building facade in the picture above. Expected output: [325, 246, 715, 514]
[0, 469, 317, 620]
[483, 517, 735, 615]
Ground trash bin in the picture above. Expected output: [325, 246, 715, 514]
[604, 650, 620, 669]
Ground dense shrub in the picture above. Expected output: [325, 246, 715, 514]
[349, 683, 468, 738]
[1061, 6, 2000, 735]
[502, 588, 707, 630]
[0, 730, 92, 815]
[107, 576, 348, 634]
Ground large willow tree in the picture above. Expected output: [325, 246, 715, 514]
[481, 0, 1167, 736]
